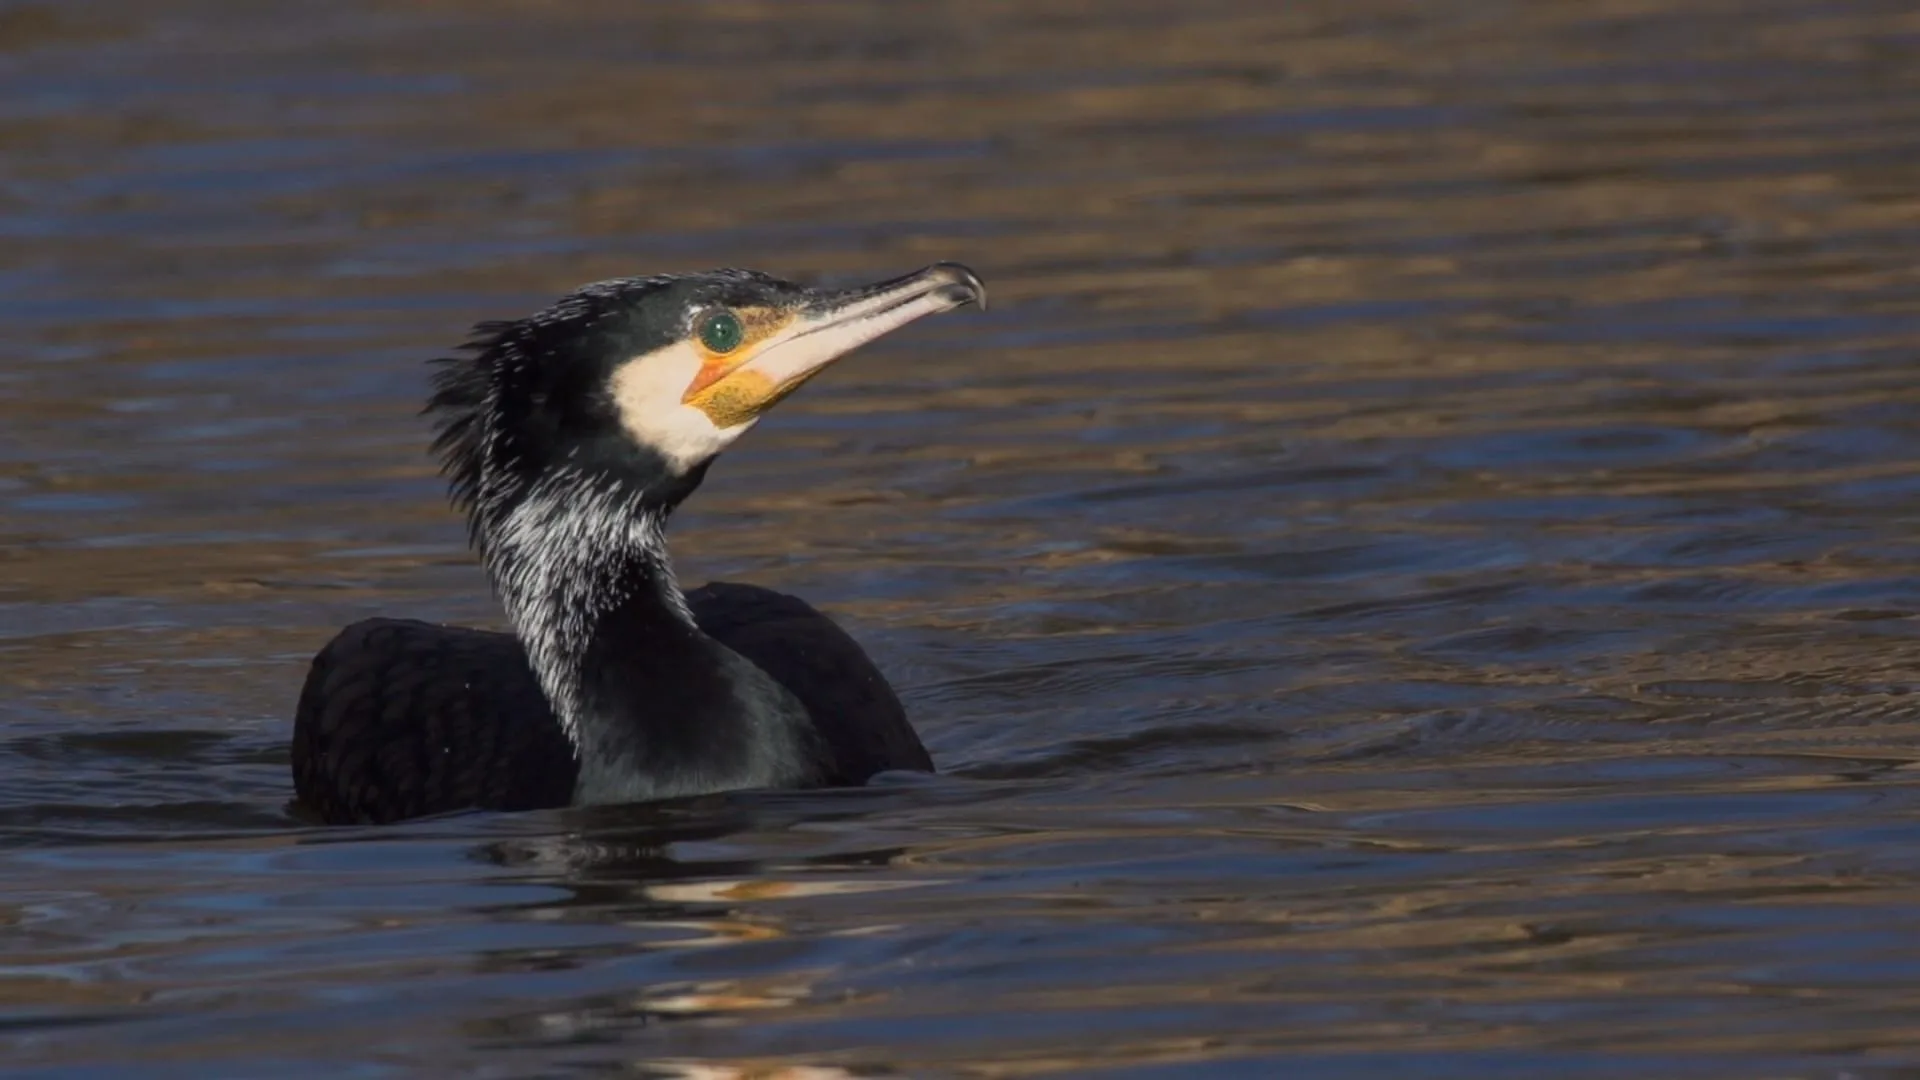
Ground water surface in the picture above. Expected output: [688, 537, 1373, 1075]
[6, 0, 1920, 1075]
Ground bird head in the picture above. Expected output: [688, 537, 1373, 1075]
[427, 262, 985, 549]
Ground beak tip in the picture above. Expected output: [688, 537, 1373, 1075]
[928, 261, 987, 312]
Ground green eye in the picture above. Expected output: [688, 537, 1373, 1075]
[699, 310, 744, 354]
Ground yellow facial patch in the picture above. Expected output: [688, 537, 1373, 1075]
[690, 369, 778, 428]
[682, 306, 798, 425]
[682, 307, 794, 397]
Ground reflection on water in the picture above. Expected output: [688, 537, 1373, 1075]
[5, 0, 1920, 1074]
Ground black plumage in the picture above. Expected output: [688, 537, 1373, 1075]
[292, 583, 924, 825]
[290, 264, 982, 825]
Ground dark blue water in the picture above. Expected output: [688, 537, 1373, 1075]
[6, 0, 1920, 1075]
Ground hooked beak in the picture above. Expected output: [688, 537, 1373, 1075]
[684, 262, 985, 427]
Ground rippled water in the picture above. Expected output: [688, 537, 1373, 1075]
[6, 0, 1920, 1074]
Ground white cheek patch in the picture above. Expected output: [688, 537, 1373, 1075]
[608, 342, 754, 473]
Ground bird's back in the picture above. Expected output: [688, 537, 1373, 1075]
[291, 584, 929, 824]
[688, 581, 931, 783]
[291, 618, 577, 824]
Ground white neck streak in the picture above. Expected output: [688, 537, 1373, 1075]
[483, 472, 692, 750]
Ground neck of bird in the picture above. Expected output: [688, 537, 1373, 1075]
[482, 476, 817, 805]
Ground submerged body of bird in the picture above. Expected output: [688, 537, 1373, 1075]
[292, 264, 985, 824]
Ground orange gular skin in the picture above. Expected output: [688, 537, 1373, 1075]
[688, 369, 780, 428]
[682, 306, 798, 427]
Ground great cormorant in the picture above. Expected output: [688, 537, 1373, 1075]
[292, 263, 985, 824]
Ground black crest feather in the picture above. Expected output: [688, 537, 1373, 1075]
[425, 322, 514, 549]
[422, 274, 698, 551]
